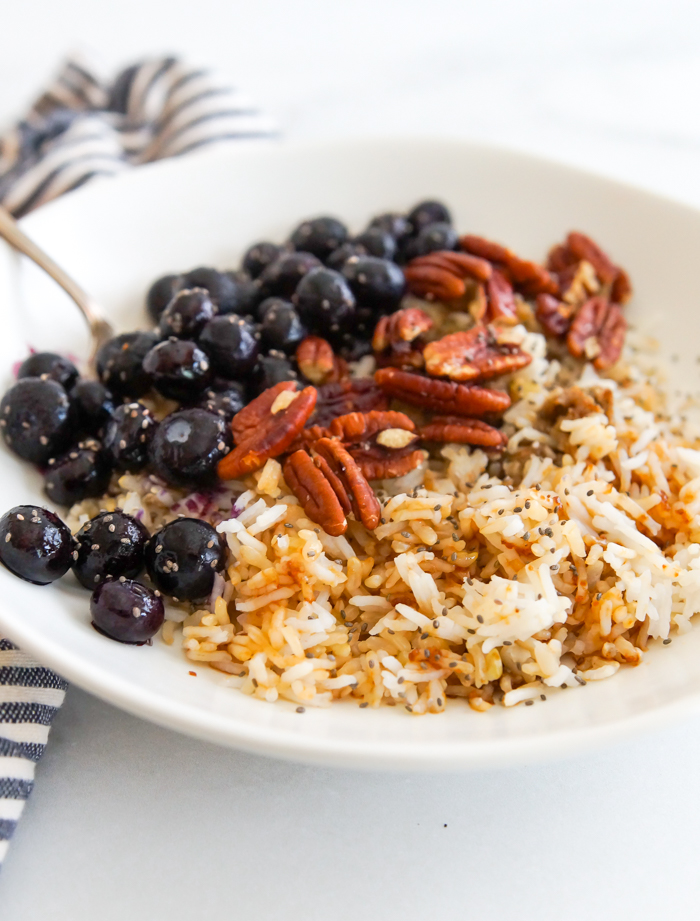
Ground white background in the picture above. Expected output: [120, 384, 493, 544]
[3, 0, 700, 916]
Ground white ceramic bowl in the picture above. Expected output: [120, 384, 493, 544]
[0, 137, 698, 770]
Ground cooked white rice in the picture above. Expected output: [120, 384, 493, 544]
[67, 315, 700, 714]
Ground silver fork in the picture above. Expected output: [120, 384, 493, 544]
[0, 203, 114, 368]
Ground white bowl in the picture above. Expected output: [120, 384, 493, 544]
[0, 137, 698, 770]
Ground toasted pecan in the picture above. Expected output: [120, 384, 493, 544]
[374, 367, 511, 416]
[283, 450, 347, 537]
[372, 308, 433, 352]
[312, 379, 388, 428]
[459, 234, 558, 296]
[329, 409, 415, 442]
[231, 381, 298, 446]
[350, 447, 425, 481]
[403, 263, 465, 301]
[535, 293, 573, 338]
[419, 416, 507, 449]
[486, 269, 518, 323]
[423, 326, 531, 382]
[550, 232, 632, 305]
[218, 385, 317, 479]
[313, 438, 381, 530]
[296, 336, 346, 385]
[566, 296, 626, 370]
[566, 232, 618, 285]
[407, 250, 493, 283]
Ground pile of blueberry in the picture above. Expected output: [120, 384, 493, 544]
[0, 200, 454, 645]
[0, 505, 225, 643]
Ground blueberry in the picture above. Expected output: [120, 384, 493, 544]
[257, 296, 283, 322]
[145, 518, 225, 601]
[338, 335, 374, 362]
[69, 380, 115, 435]
[258, 252, 322, 300]
[17, 352, 79, 390]
[242, 242, 287, 279]
[0, 378, 73, 464]
[182, 267, 240, 314]
[102, 402, 157, 472]
[290, 217, 348, 262]
[91, 579, 164, 644]
[353, 228, 397, 261]
[146, 274, 183, 323]
[223, 273, 262, 317]
[199, 315, 260, 379]
[261, 300, 306, 353]
[158, 288, 217, 340]
[294, 267, 356, 341]
[407, 200, 452, 233]
[142, 339, 211, 402]
[0, 505, 74, 584]
[326, 242, 367, 270]
[196, 386, 246, 423]
[44, 440, 112, 506]
[72, 509, 149, 589]
[341, 256, 406, 315]
[149, 408, 232, 488]
[369, 212, 413, 245]
[403, 222, 458, 261]
[96, 332, 159, 398]
[251, 352, 299, 395]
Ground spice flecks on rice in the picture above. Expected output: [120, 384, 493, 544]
[66, 319, 700, 714]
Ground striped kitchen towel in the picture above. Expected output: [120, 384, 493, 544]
[0, 55, 276, 217]
[0, 54, 275, 864]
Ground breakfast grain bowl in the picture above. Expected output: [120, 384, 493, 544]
[2, 197, 699, 718]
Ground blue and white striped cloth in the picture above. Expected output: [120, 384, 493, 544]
[0, 54, 274, 863]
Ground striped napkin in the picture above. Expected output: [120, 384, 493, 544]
[0, 54, 274, 864]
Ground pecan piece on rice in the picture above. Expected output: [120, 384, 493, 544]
[459, 234, 558, 296]
[374, 367, 511, 416]
[485, 269, 517, 323]
[373, 307, 432, 370]
[419, 416, 507, 449]
[312, 438, 381, 531]
[283, 450, 348, 537]
[372, 307, 433, 352]
[218, 385, 317, 479]
[403, 263, 466, 301]
[296, 336, 346, 385]
[311, 379, 388, 428]
[566, 296, 627, 370]
[423, 325, 531, 382]
[549, 232, 632, 306]
[328, 410, 423, 480]
[231, 380, 298, 445]
[406, 250, 493, 283]
[535, 293, 573, 338]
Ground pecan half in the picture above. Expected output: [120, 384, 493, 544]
[407, 250, 493, 283]
[283, 450, 347, 537]
[329, 409, 415, 442]
[459, 234, 558, 296]
[486, 269, 517, 323]
[372, 308, 433, 352]
[403, 263, 465, 301]
[375, 367, 511, 416]
[231, 381, 298, 445]
[566, 296, 626, 370]
[313, 438, 381, 531]
[296, 336, 346, 385]
[311, 379, 388, 428]
[549, 232, 632, 305]
[419, 416, 507, 449]
[423, 326, 531, 382]
[373, 307, 432, 370]
[218, 385, 317, 479]
[535, 293, 573, 337]
[328, 410, 422, 481]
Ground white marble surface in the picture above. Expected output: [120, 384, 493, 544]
[3, 0, 700, 916]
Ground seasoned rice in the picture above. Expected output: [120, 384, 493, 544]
[67, 312, 700, 714]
